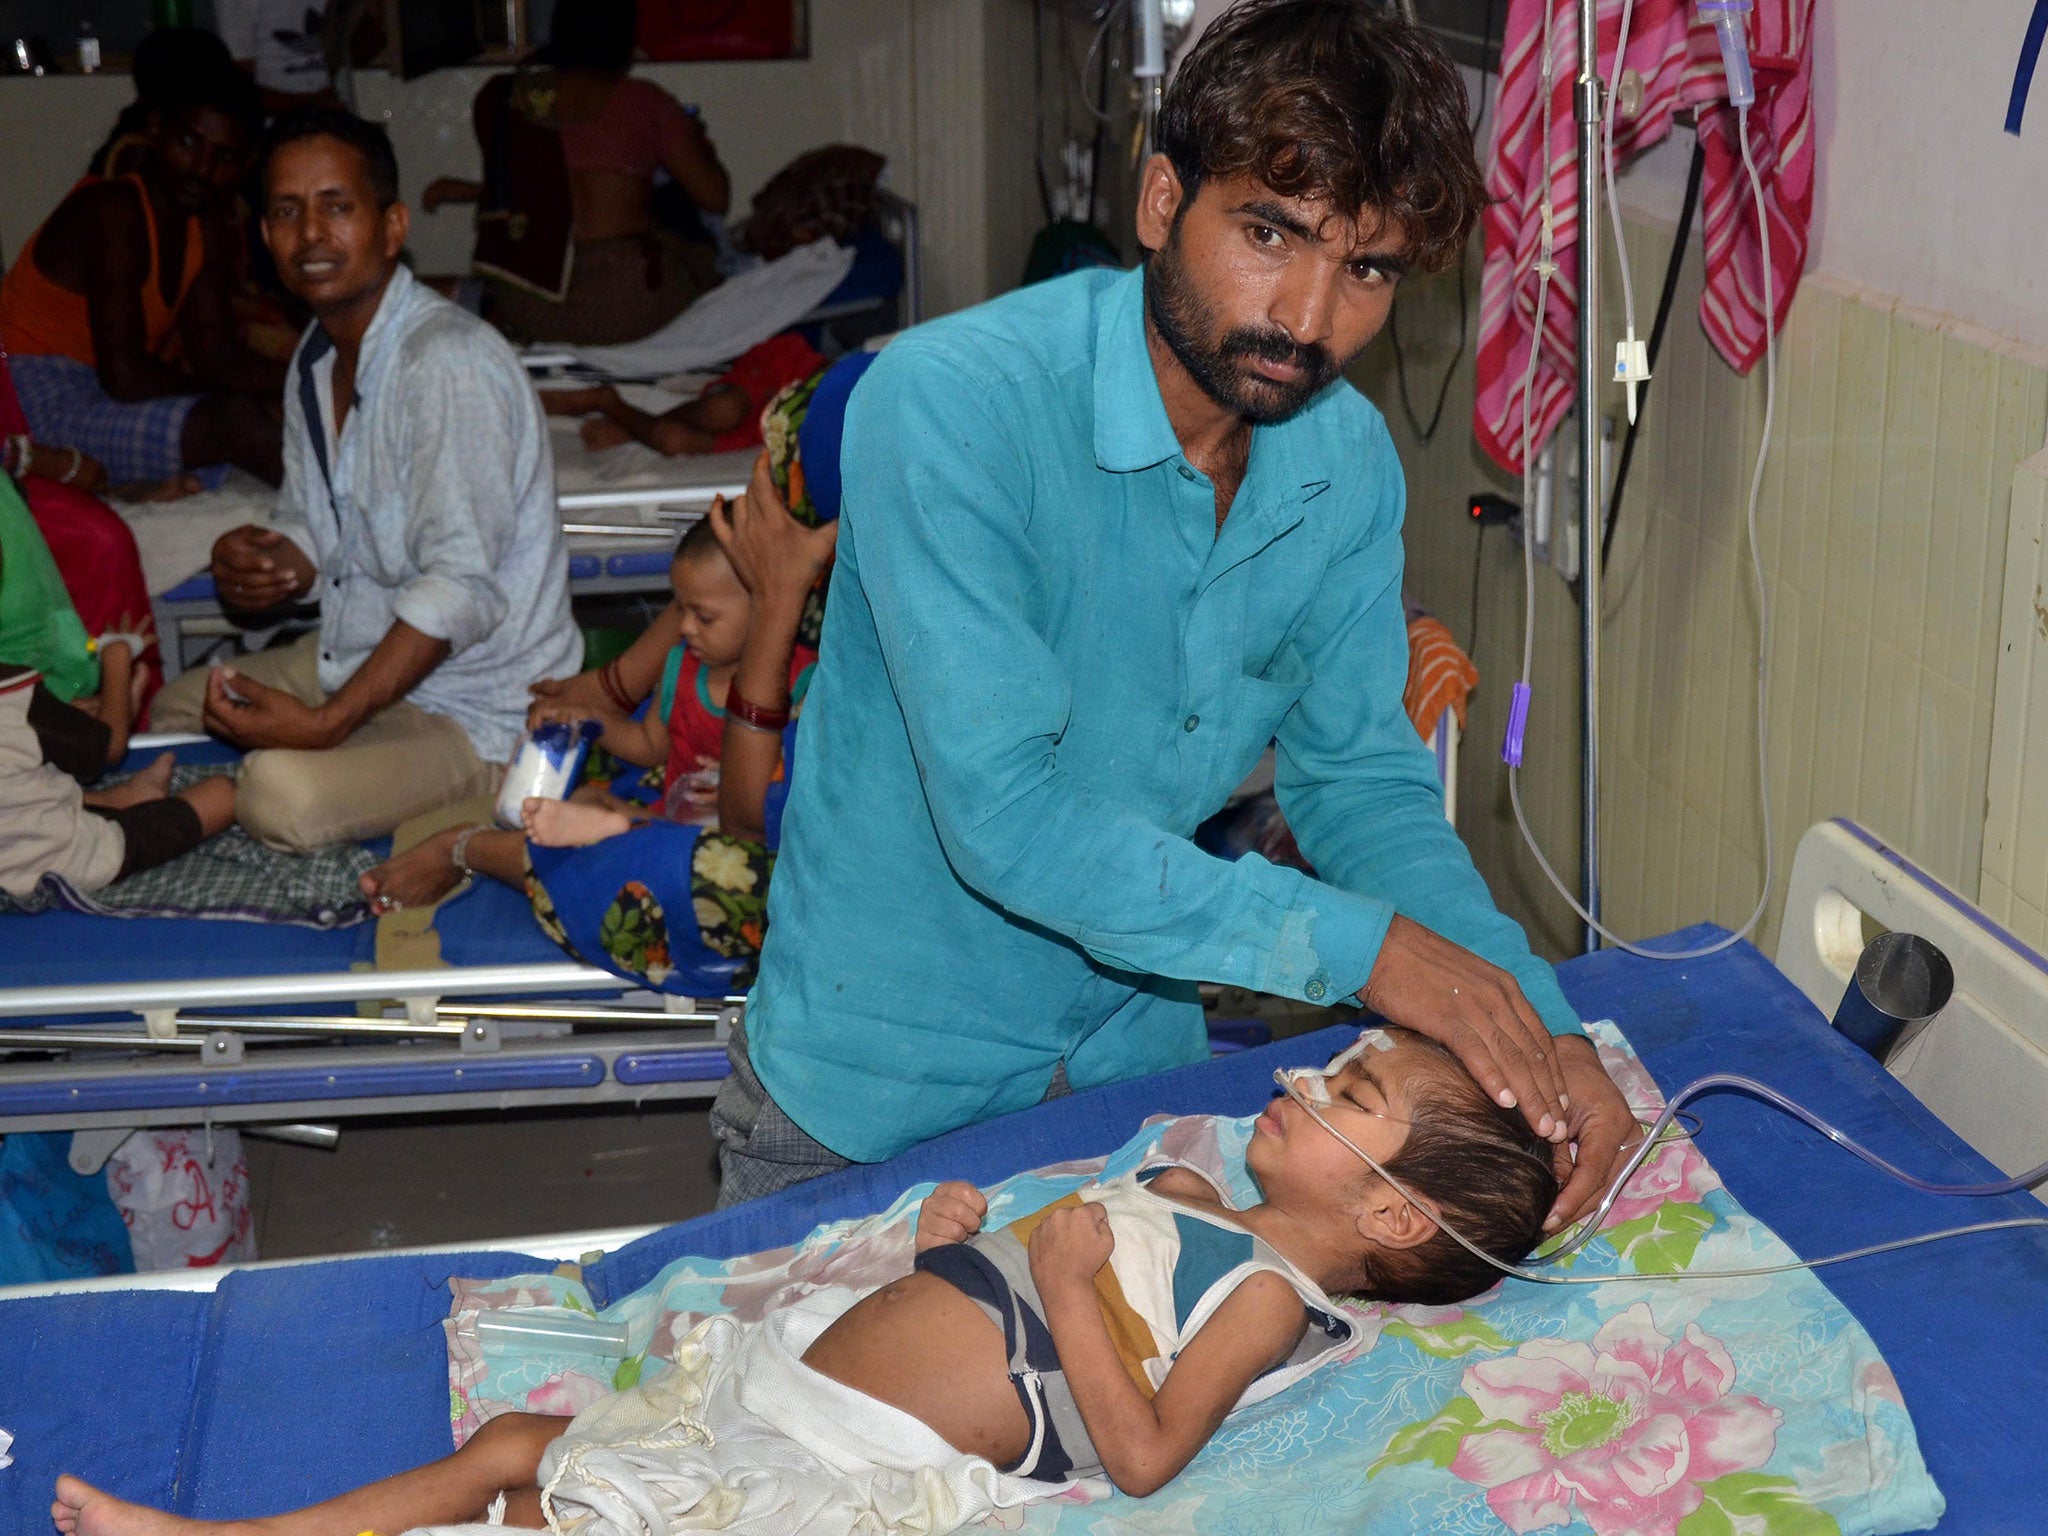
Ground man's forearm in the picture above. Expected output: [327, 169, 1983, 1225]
[316, 621, 451, 743]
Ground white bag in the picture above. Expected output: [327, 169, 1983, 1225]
[105, 1128, 258, 1271]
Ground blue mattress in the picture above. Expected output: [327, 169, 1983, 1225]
[1, 927, 2042, 1531]
[0, 741, 579, 1012]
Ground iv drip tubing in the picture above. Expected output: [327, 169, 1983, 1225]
[1509, 95, 1778, 962]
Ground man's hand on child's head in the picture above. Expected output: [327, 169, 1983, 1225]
[1545, 1034, 1643, 1233]
[1362, 915, 1572, 1143]
[1027, 1201, 1115, 1295]
[914, 1180, 987, 1252]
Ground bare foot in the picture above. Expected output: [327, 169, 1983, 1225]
[523, 796, 631, 847]
[84, 752, 174, 810]
[51, 1474, 244, 1536]
[359, 826, 469, 912]
[580, 416, 632, 452]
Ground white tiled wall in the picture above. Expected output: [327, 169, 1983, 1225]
[1357, 214, 2048, 960]
[1983, 448, 2048, 950]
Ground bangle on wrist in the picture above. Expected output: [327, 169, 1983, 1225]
[724, 684, 790, 733]
[58, 446, 82, 485]
[450, 823, 484, 874]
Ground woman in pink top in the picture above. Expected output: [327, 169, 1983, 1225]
[423, 0, 731, 346]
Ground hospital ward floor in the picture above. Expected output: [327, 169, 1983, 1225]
[244, 989, 1327, 1260]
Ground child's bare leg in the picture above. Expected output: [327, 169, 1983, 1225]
[580, 415, 633, 451]
[82, 752, 175, 810]
[51, 1411, 568, 1536]
[522, 797, 633, 847]
[360, 825, 527, 909]
[179, 775, 235, 838]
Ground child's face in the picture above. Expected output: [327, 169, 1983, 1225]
[1248, 1029, 1429, 1195]
[670, 550, 752, 669]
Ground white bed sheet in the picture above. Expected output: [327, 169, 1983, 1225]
[115, 404, 761, 596]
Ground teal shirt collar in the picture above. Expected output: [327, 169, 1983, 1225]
[1094, 266, 1181, 473]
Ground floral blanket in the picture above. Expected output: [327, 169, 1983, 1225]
[445, 1022, 1944, 1536]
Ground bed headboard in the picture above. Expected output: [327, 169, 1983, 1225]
[1778, 818, 2048, 1201]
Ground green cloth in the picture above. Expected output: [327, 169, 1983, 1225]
[0, 474, 97, 701]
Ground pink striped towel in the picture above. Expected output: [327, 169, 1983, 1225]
[1473, 0, 1814, 473]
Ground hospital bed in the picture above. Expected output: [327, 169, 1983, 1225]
[0, 817, 2042, 1531]
[0, 703, 1456, 1154]
[138, 198, 921, 678]
[0, 732, 750, 1159]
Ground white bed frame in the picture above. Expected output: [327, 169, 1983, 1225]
[1778, 818, 2048, 1200]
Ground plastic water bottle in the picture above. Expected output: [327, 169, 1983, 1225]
[495, 718, 603, 828]
[76, 17, 99, 74]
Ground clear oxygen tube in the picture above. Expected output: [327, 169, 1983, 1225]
[1274, 1051, 2048, 1287]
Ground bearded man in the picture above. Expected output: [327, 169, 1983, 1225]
[711, 0, 1639, 1230]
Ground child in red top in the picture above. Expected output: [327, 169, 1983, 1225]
[356, 452, 835, 910]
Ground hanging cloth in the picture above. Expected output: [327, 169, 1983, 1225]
[472, 70, 577, 302]
[1473, 0, 1814, 473]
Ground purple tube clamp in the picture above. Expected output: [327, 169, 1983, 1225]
[1502, 681, 1532, 767]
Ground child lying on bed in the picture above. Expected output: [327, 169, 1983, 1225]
[357, 450, 836, 913]
[540, 333, 824, 460]
[50, 1026, 1556, 1536]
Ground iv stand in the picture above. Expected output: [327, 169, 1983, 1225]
[1573, 0, 1603, 954]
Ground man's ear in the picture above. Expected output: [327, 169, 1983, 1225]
[1133, 153, 1186, 255]
[383, 201, 411, 258]
[1354, 1182, 1440, 1253]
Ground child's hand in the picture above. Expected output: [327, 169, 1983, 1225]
[1027, 1201, 1115, 1296]
[915, 1180, 987, 1252]
[528, 698, 613, 732]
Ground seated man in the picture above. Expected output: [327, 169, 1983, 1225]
[153, 110, 579, 853]
[0, 64, 286, 488]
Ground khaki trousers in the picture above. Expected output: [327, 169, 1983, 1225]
[153, 634, 499, 853]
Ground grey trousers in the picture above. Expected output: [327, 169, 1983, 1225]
[709, 1021, 1073, 1208]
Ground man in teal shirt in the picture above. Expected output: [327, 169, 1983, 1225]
[713, 0, 1636, 1228]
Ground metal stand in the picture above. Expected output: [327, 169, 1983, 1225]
[1573, 0, 1604, 954]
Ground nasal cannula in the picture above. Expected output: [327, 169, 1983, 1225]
[1275, 1029, 2048, 1286]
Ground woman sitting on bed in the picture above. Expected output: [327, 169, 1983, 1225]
[50, 1025, 1556, 1536]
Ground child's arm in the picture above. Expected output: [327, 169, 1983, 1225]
[93, 639, 135, 765]
[528, 605, 684, 727]
[1028, 1204, 1308, 1498]
[709, 463, 838, 840]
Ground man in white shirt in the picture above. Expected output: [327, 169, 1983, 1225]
[154, 110, 579, 852]
[215, 0, 338, 111]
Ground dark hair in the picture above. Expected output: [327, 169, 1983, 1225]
[673, 516, 726, 565]
[1156, 0, 1486, 273]
[1356, 1033, 1558, 1306]
[133, 28, 234, 106]
[151, 56, 264, 142]
[548, 0, 638, 73]
[265, 109, 402, 209]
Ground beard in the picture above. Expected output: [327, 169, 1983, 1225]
[1144, 231, 1344, 425]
